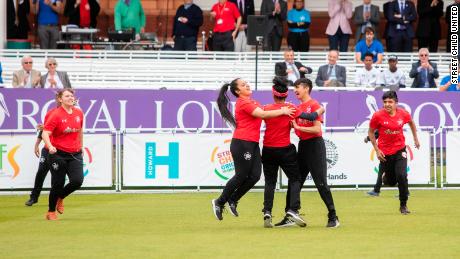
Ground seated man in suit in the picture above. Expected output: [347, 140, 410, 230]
[40, 57, 72, 88]
[315, 50, 346, 87]
[13, 56, 41, 88]
[409, 48, 439, 88]
[275, 49, 312, 85]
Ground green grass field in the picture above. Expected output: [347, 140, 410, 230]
[1, 190, 459, 258]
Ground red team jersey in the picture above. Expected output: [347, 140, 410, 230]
[263, 102, 296, 147]
[369, 108, 411, 156]
[233, 97, 262, 142]
[211, 1, 240, 32]
[44, 106, 84, 153]
[294, 99, 323, 140]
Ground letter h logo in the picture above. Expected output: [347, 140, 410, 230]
[145, 142, 179, 179]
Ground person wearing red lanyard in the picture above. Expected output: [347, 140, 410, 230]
[291, 78, 340, 228]
[210, 0, 242, 51]
[368, 90, 420, 215]
[261, 77, 324, 228]
[212, 78, 295, 221]
[42, 89, 84, 220]
[25, 103, 60, 206]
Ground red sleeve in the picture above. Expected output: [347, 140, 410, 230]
[403, 109, 412, 124]
[232, 3, 241, 19]
[240, 99, 259, 115]
[369, 112, 380, 130]
[44, 112, 58, 132]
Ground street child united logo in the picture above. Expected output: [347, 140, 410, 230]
[211, 139, 235, 180]
[324, 138, 339, 169]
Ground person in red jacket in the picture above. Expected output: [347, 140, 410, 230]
[368, 90, 420, 215]
[42, 89, 84, 220]
[212, 78, 295, 221]
[291, 78, 340, 228]
[25, 102, 59, 206]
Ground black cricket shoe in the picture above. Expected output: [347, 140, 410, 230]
[25, 198, 37, 206]
[263, 211, 273, 228]
[400, 206, 411, 215]
[326, 216, 340, 228]
[286, 210, 307, 227]
[211, 199, 224, 220]
[228, 201, 239, 217]
[274, 216, 295, 227]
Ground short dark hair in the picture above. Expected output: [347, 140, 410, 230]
[365, 27, 375, 34]
[294, 78, 313, 94]
[382, 90, 398, 102]
[364, 52, 374, 60]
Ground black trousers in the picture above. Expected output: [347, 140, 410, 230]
[30, 148, 50, 201]
[217, 139, 261, 205]
[264, 28, 282, 51]
[174, 36, 197, 51]
[212, 31, 234, 51]
[262, 144, 301, 213]
[380, 148, 409, 206]
[418, 38, 439, 53]
[294, 137, 336, 217]
[48, 150, 84, 212]
[390, 33, 413, 52]
[373, 163, 384, 193]
[327, 27, 350, 52]
[287, 31, 310, 52]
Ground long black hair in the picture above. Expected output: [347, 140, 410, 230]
[217, 78, 240, 127]
[272, 76, 289, 101]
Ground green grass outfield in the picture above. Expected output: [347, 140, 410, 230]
[1, 190, 459, 258]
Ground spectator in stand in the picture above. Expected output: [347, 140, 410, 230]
[40, 58, 72, 89]
[316, 50, 347, 87]
[13, 56, 41, 88]
[64, 0, 100, 29]
[439, 65, 460, 91]
[326, 0, 353, 52]
[7, 0, 31, 39]
[377, 55, 406, 90]
[387, 0, 417, 52]
[275, 49, 313, 85]
[355, 53, 380, 88]
[353, 0, 380, 42]
[286, 0, 311, 52]
[416, 0, 443, 52]
[229, 0, 255, 52]
[114, 0, 145, 38]
[0, 62, 3, 86]
[409, 48, 439, 88]
[355, 27, 384, 64]
[210, 0, 242, 51]
[446, 0, 460, 53]
[172, 0, 204, 51]
[33, 0, 63, 49]
[260, 0, 287, 51]
[383, 1, 392, 51]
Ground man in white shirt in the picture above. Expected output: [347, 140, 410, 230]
[12, 56, 41, 88]
[354, 52, 380, 88]
[377, 55, 405, 90]
[274, 49, 312, 85]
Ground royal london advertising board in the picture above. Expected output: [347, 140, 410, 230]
[0, 134, 113, 189]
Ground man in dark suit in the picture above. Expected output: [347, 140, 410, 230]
[409, 48, 439, 88]
[229, 0, 254, 51]
[275, 49, 312, 85]
[387, 0, 417, 52]
[316, 50, 347, 87]
[260, 0, 287, 51]
[383, 1, 393, 51]
[7, 0, 30, 39]
[446, 0, 460, 53]
[416, 0, 443, 52]
[353, 0, 380, 42]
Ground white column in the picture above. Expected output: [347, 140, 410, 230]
[0, 0, 6, 49]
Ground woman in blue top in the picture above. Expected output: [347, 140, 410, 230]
[287, 0, 311, 52]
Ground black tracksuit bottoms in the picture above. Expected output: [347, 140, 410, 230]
[288, 137, 336, 218]
[48, 150, 84, 212]
[30, 148, 50, 201]
[217, 139, 261, 206]
[380, 148, 409, 206]
[262, 144, 301, 213]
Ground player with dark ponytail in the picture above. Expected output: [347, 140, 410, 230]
[212, 78, 295, 221]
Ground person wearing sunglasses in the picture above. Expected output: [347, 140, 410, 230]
[40, 57, 72, 88]
[409, 48, 439, 88]
[13, 56, 42, 88]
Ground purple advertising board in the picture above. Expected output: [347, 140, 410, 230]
[0, 89, 459, 134]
